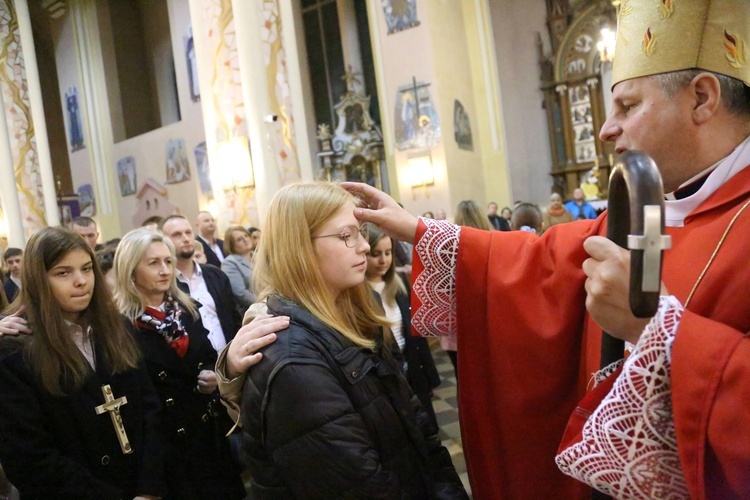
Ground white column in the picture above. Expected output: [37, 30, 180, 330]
[187, 0, 220, 183]
[14, 0, 60, 226]
[229, 0, 280, 213]
[278, 0, 315, 180]
[337, 0, 363, 79]
[0, 87, 26, 247]
[69, 0, 115, 215]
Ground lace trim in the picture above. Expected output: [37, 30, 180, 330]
[411, 218, 460, 337]
[591, 359, 625, 387]
[556, 295, 688, 499]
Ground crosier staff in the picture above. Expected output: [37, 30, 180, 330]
[600, 150, 672, 369]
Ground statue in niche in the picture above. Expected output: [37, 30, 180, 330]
[65, 86, 85, 152]
[317, 67, 385, 191]
[185, 26, 200, 102]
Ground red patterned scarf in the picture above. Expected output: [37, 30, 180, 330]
[136, 294, 189, 357]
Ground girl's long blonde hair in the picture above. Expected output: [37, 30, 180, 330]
[455, 200, 493, 231]
[253, 182, 389, 349]
[114, 228, 197, 323]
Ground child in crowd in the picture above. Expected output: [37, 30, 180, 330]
[510, 202, 543, 235]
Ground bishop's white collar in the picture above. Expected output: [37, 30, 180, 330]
[665, 135, 750, 227]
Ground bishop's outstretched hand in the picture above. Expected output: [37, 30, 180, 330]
[341, 182, 419, 244]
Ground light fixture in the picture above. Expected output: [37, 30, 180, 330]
[215, 136, 255, 192]
[597, 27, 616, 63]
[407, 153, 434, 188]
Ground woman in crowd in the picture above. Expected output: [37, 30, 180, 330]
[227, 182, 466, 498]
[542, 192, 574, 231]
[114, 228, 245, 500]
[510, 202, 544, 235]
[365, 222, 441, 427]
[0, 227, 166, 498]
[443, 200, 493, 379]
[501, 206, 513, 223]
[221, 225, 256, 311]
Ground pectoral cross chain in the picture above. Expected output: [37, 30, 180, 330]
[94, 385, 133, 455]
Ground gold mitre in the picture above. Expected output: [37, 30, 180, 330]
[612, 0, 750, 87]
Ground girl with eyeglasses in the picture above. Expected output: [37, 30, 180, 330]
[227, 182, 467, 498]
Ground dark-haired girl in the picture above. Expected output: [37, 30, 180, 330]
[0, 227, 165, 499]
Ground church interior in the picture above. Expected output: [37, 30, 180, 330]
[0, 0, 619, 247]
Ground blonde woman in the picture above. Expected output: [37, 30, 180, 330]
[443, 200, 494, 380]
[230, 183, 466, 498]
[114, 228, 244, 500]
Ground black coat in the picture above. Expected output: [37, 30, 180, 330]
[242, 295, 467, 499]
[197, 236, 225, 269]
[0, 337, 166, 499]
[488, 214, 510, 231]
[2, 279, 18, 304]
[128, 307, 244, 500]
[177, 263, 241, 345]
[395, 286, 441, 427]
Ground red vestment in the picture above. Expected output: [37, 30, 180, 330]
[412, 165, 750, 499]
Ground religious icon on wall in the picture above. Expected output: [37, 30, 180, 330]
[185, 26, 200, 102]
[116, 156, 137, 196]
[453, 100, 473, 151]
[394, 78, 440, 151]
[165, 139, 191, 184]
[569, 83, 596, 164]
[194, 142, 214, 200]
[77, 184, 95, 217]
[65, 86, 85, 152]
[381, 0, 420, 34]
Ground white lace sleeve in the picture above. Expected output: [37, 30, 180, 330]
[411, 218, 460, 337]
[555, 295, 688, 499]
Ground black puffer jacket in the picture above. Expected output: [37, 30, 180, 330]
[241, 295, 467, 499]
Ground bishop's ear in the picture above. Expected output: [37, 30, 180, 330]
[690, 72, 722, 125]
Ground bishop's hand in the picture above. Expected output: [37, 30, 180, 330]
[582, 236, 663, 344]
[341, 182, 419, 244]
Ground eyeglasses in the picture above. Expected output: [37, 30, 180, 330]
[312, 225, 369, 248]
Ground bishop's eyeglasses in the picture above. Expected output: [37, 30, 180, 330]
[311, 224, 369, 248]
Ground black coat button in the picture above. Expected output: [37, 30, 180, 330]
[165, 398, 174, 407]
[177, 428, 186, 436]
[351, 371, 358, 378]
[101, 455, 110, 465]
[158, 371, 167, 380]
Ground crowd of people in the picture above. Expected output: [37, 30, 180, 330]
[0, 1, 748, 498]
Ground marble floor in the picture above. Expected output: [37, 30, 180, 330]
[429, 340, 472, 497]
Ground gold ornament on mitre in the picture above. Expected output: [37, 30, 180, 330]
[612, 0, 749, 87]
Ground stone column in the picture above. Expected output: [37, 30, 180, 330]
[0, 0, 47, 237]
[14, 0, 60, 226]
[0, 79, 25, 246]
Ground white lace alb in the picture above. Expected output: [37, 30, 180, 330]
[555, 295, 688, 499]
[411, 218, 460, 337]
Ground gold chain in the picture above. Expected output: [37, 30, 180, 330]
[685, 198, 750, 307]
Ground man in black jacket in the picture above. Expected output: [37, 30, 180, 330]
[3, 248, 23, 303]
[161, 216, 241, 352]
[195, 211, 225, 268]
